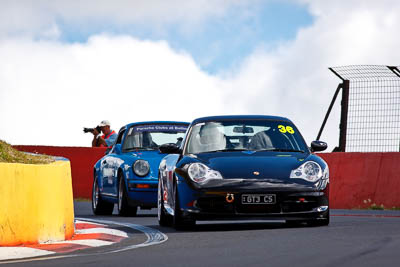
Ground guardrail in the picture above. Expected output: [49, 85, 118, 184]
[13, 146, 400, 209]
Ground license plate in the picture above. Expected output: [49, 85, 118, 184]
[241, 194, 276, 204]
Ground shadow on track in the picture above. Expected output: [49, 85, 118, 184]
[148, 220, 319, 233]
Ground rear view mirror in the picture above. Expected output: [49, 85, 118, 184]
[311, 140, 327, 152]
[233, 126, 254, 134]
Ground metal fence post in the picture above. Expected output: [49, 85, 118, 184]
[316, 83, 342, 141]
[338, 80, 349, 152]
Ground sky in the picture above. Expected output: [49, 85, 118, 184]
[1, 0, 400, 150]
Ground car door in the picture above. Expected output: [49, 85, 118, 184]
[102, 128, 126, 197]
[101, 154, 114, 196]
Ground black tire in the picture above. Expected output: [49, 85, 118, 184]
[117, 174, 138, 217]
[158, 177, 172, 226]
[173, 181, 195, 230]
[92, 177, 114, 215]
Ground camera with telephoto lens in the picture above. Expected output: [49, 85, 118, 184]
[83, 125, 102, 134]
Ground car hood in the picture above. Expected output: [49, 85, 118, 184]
[194, 151, 309, 180]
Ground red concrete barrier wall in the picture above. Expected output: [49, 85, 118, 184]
[13, 146, 400, 209]
[14, 146, 107, 199]
[318, 152, 400, 209]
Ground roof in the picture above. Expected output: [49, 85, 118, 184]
[191, 115, 292, 124]
[123, 121, 190, 128]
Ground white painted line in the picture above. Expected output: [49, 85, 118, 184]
[197, 219, 286, 224]
[77, 218, 168, 252]
[0, 247, 54, 261]
[53, 239, 114, 247]
[75, 227, 128, 237]
[74, 220, 106, 227]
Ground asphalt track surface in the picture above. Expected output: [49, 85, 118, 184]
[3, 201, 400, 267]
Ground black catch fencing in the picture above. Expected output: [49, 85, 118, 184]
[318, 65, 400, 152]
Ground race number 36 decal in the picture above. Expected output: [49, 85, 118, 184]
[278, 125, 295, 134]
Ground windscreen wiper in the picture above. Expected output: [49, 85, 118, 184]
[205, 148, 250, 153]
[124, 147, 155, 151]
[256, 148, 305, 153]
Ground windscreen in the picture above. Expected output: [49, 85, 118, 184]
[122, 124, 188, 151]
[185, 120, 308, 154]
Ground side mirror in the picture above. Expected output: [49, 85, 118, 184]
[113, 144, 122, 155]
[159, 143, 181, 154]
[311, 140, 327, 152]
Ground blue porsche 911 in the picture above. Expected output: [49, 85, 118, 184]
[92, 121, 189, 216]
[158, 115, 329, 228]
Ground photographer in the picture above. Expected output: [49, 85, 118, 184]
[90, 120, 117, 147]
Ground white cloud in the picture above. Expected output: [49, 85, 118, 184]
[0, 35, 227, 146]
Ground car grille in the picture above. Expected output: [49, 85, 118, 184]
[196, 197, 234, 213]
[281, 196, 319, 212]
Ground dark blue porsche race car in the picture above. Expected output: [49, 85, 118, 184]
[158, 115, 329, 228]
[92, 121, 189, 216]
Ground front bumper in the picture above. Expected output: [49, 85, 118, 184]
[177, 179, 329, 221]
[126, 179, 158, 208]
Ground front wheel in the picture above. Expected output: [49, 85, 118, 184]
[117, 175, 137, 217]
[92, 177, 114, 215]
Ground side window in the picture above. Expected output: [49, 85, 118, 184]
[116, 129, 126, 145]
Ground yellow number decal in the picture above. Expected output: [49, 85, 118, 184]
[278, 125, 295, 134]
[286, 126, 294, 134]
[278, 125, 286, 133]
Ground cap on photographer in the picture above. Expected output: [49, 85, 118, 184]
[92, 120, 117, 147]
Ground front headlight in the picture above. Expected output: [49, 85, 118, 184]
[133, 159, 150, 177]
[187, 163, 222, 183]
[290, 161, 323, 182]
